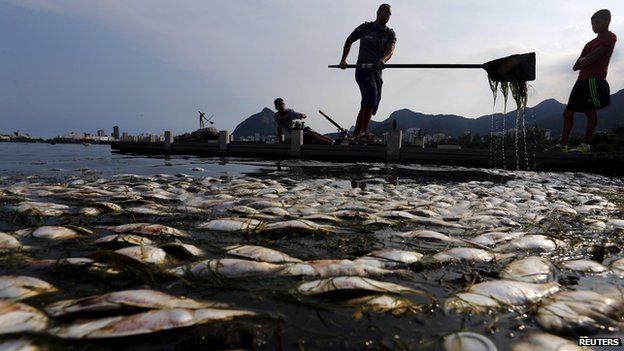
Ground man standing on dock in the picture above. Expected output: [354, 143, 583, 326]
[339, 4, 396, 144]
[550, 9, 617, 153]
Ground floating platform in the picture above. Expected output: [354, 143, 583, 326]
[110, 140, 624, 175]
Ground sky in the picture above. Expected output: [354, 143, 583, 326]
[1, 0, 623, 138]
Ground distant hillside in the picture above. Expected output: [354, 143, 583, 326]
[232, 108, 276, 139]
[369, 89, 624, 137]
[234, 89, 624, 139]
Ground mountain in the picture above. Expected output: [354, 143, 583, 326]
[233, 89, 624, 139]
[232, 108, 276, 139]
[369, 89, 624, 137]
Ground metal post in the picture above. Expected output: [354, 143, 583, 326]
[164, 131, 173, 151]
[386, 130, 402, 161]
[219, 130, 230, 154]
[291, 129, 304, 157]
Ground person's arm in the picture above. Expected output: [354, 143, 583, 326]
[340, 35, 357, 69]
[340, 25, 363, 69]
[574, 45, 612, 71]
[379, 42, 396, 65]
[379, 30, 397, 66]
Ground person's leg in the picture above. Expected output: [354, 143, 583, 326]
[353, 108, 365, 137]
[307, 131, 333, 144]
[560, 109, 575, 146]
[584, 109, 597, 144]
[360, 107, 374, 137]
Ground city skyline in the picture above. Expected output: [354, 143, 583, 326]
[1, 1, 623, 138]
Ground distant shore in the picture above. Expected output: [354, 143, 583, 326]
[0, 138, 112, 145]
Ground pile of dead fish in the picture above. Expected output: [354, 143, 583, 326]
[0, 169, 623, 349]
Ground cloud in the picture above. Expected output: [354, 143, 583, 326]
[6, 0, 624, 133]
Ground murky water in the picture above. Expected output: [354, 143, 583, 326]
[0, 143, 623, 350]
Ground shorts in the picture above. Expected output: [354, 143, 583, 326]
[565, 77, 611, 112]
[355, 68, 383, 115]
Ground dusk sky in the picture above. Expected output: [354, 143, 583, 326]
[1, 0, 623, 138]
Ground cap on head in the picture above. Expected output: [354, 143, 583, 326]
[592, 9, 611, 23]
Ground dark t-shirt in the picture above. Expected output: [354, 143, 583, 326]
[350, 22, 397, 65]
[274, 109, 304, 135]
[578, 31, 617, 80]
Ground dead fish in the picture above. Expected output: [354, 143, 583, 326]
[125, 203, 172, 216]
[536, 289, 623, 333]
[397, 230, 463, 244]
[296, 276, 420, 296]
[45, 289, 225, 317]
[0, 233, 21, 250]
[343, 294, 419, 316]
[611, 258, 624, 274]
[443, 332, 498, 351]
[110, 223, 189, 237]
[494, 235, 561, 253]
[94, 234, 154, 247]
[411, 216, 469, 229]
[355, 249, 423, 268]
[196, 218, 260, 232]
[433, 248, 496, 264]
[501, 257, 556, 283]
[279, 259, 394, 278]
[80, 207, 101, 216]
[262, 207, 290, 216]
[511, 333, 584, 351]
[159, 242, 204, 259]
[225, 245, 301, 263]
[15, 226, 80, 240]
[0, 276, 57, 301]
[608, 219, 624, 229]
[8, 201, 70, 216]
[0, 339, 39, 351]
[259, 219, 331, 233]
[0, 300, 48, 335]
[50, 307, 255, 339]
[231, 206, 260, 215]
[93, 202, 123, 212]
[445, 280, 560, 313]
[561, 259, 609, 274]
[376, 211, 418, 219]
[175, 258, 283, 278]
[469, 231, 525, 247]
[114, 245, 168, 265]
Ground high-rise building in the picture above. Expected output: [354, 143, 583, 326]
[97, 129, 105, 137]
[122, 132, 129, 141]
[113, 126, 120, 140]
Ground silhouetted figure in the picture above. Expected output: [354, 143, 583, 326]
[273, 98, 333, 144]
[339, 4, 396, 144]
[549, 9, 617, 153]
[198, 111, 206, 129]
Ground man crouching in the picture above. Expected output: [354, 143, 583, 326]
[273, 98, 333, 144]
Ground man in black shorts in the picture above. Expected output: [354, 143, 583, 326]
[550, 9, 617, 153]
[339, 4, 396, 143]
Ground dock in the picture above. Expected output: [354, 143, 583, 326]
[110, 130, 624, 175]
